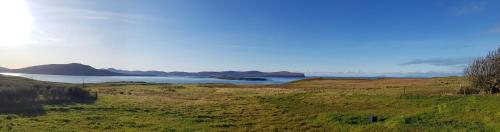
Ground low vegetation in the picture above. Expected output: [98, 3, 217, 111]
[0, 76, 499, 131]
[0, 75, 96, 115]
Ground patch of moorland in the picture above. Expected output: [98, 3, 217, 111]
[0, 75, 96, 115]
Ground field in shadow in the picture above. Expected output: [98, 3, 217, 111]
[0, 75, 96, 116]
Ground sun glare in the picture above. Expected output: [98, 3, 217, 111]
[0, 0, 34, 48]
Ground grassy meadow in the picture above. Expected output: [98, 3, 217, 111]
[1, 76, 500, 131]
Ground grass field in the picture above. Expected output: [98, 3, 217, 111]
[1, 76, 500, 131]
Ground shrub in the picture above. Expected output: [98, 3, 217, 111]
[67, 86, 94, 101]
[464, 47, 500, 94]
[457, 87, 480, 95]
[0, 87, 40, 114]
[0, 75, 96, 114]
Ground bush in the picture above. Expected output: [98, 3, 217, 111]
[457, 87, 480, 95]
[0, 75, 96, 114]
[464, 47, 500, 94]
[0, 87, 41, 114]
[0, 87, 38, 103]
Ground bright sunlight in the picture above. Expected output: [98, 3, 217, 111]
[0, 0, 34, 47]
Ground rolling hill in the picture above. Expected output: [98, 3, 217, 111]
[5, 63, 125, 76]
[105, 68, 305, 78]
[0, 63, 305, 78]
[0, 67, 9, 72]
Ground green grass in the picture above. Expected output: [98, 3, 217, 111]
[0, 77, 499, 131]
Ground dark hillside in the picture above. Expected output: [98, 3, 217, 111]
[0, 75, 96, 115]
[11, 63, 124, 76]
[0, 67, 9, 72]
[107, 68, 305, 78]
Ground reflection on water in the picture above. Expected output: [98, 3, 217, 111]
[0, 73, 303, 84]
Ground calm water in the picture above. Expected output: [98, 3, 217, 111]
[0, 73, 304, 84]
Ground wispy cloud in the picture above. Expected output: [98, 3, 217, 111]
[30, 2, 154, 24]
[25, 2, 158, 46]
[57, 8, 154, 24]
[306, 70, 463, 77]
[450, 1, 487, 15]
[308, 71, 461, 75]
[399, 57, 474, 67]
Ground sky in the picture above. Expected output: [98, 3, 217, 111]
[0, 0, 499, 76]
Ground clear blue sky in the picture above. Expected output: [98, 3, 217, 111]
[1, 0, 499, 75]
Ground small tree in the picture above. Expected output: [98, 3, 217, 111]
[464, 47, 500, 94]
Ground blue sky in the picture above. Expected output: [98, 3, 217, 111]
[1, 0, 500, 75]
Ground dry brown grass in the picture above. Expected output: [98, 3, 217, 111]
[284, 77, 468, 96]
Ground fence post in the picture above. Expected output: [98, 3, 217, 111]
[82, 79, 85, 89]
[403, 87, 406, 96]
[461, 84, 465, 95]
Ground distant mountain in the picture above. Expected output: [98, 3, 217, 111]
[106, 68, 305, 78]
[0, 67, 9, 72]
[105, 68, 165, 76]
[1, 63, 305, 77]
[196, 71, 305, 78]
[266, 71, 306, 77]
[165, 71, 196, 76]
[8, 63, 125, 76]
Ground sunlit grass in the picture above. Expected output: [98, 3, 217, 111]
[1, 77, 499, 131]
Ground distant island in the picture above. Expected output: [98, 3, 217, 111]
[0, 63, 305, 79]
[215, 77, 269, 81]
